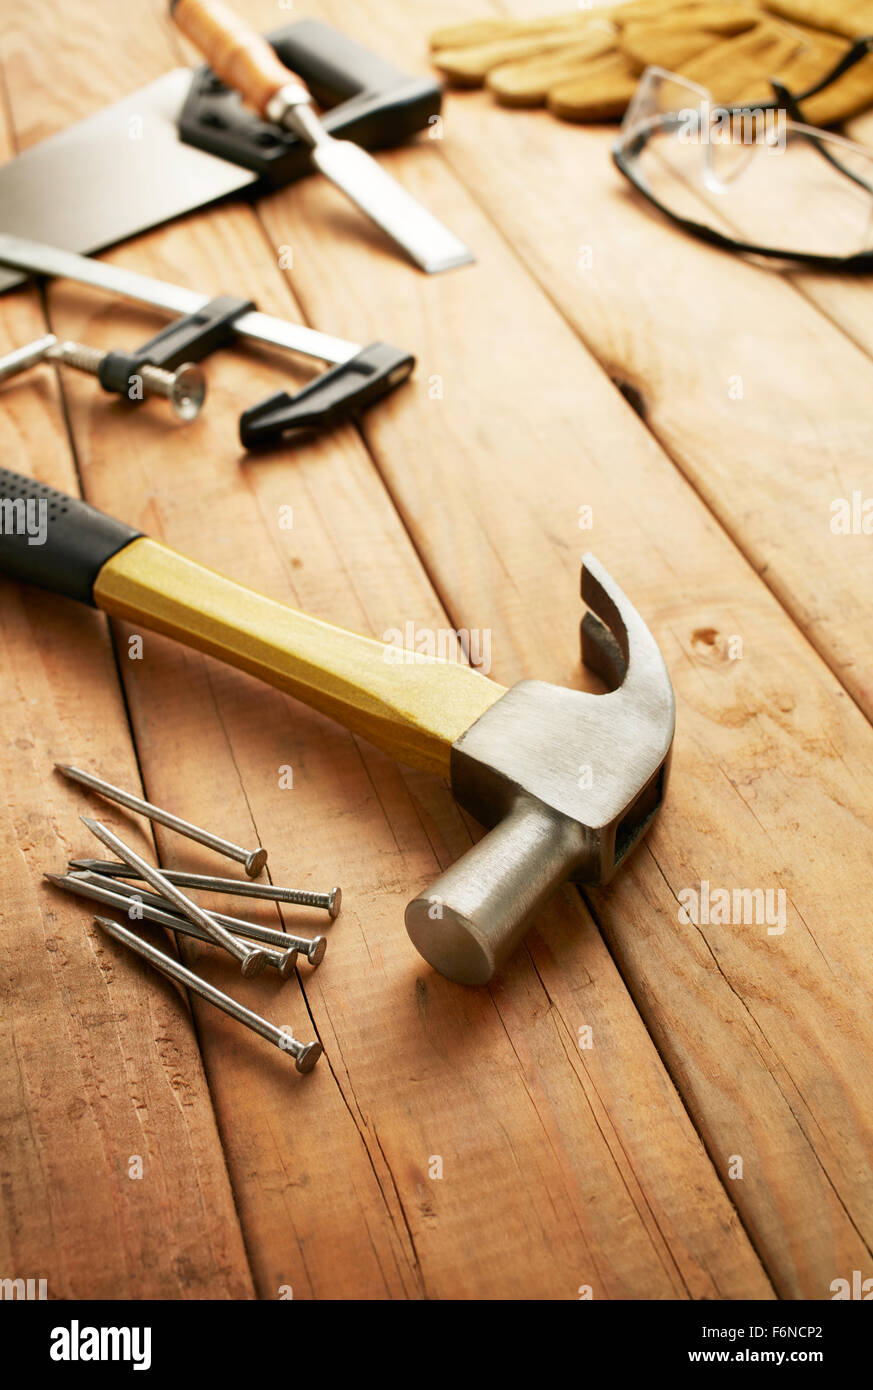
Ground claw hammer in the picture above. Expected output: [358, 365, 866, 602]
[0, 467, 675, 984]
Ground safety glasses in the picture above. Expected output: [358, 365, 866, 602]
[613, 35, 873, 270]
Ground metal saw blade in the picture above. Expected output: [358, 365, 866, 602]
[0, 70, 257, 293]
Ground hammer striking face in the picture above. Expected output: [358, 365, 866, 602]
[0, 467, 675, 984]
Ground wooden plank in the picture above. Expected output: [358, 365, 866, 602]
[449, 106, 873, 720]
[39, 199, 770, 1303]
[246, 0, 873, 1295]
[0, 112, 253, 1299]
[786, 108, 873, 363]
[0, 0, 775, 1298]
[339, 0, 873, 720]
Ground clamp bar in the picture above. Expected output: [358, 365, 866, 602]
[0, 234, 359, 365]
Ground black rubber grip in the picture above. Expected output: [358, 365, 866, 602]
[239, 343, 415, 448]
[0, 468, 142, 606]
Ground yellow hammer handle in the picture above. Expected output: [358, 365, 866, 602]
[171, 0, 306, 116]
[95, 539, 504, 776]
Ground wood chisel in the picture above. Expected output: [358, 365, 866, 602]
[170, 0, 474, 273]
[0, 468, 673, 985]
[0, 19, 447, 294]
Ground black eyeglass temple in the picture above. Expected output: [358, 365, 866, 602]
[792, 34, 873, 105]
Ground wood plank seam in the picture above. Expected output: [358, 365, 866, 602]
[416, 158, 873, 733]
[578, 860, 812, 1282]
[0, 58, 258, 1283]
[1, 0, 845, 1301]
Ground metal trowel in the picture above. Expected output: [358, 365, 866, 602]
[0, 20, 447, 292]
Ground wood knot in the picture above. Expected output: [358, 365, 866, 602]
[690, 627, 736, 666]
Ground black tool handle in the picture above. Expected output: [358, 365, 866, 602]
[0, 467, 141, 606]
[179, 20, 442, 188]
[239, 342, 414, 448]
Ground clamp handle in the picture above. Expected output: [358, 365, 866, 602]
[240, 343, 415, 449]
[97, 294, 253, 399]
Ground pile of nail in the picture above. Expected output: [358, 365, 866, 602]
[46, 765, 342, 1075]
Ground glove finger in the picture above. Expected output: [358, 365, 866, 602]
[434, 25, 604, 87]
[619, 8, 761, 74]
[430, 10, 602, 54]
[613, 0, 756, 28]
[548, 50, 640, 121]
[429, 0, 720, 52]
[763, 1, 873, 41]
[783, 30, 873, 124]
[488, 33, 617, 107]
[678, 20, 806, 104]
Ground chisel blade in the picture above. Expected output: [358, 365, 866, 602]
[311, 138, 475, 274]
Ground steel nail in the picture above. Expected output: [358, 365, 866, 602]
[68, 857, 340, 916]
[86, 874, 327, 966]
[93, 916, 321, 1072]
[46, 874, 298, 978]
[80, 818, 268, 978]
[58, 764, 267, 877]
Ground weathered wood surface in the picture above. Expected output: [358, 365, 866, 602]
[1, 0, 871, 1299]
[0, 107, 253, 1298]
[263, 0, 873, 1297]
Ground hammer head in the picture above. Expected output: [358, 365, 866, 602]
[405, 555, 675, 985]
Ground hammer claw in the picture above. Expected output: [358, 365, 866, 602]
[581, 611, 627, 690]
[405, 556, 675, 984]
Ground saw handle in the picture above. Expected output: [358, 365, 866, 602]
[0, 467, 141, 606]
[171, 0, 311, 116]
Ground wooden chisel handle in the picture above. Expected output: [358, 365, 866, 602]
[170, 0, 310, 116]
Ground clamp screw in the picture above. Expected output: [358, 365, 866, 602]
[47, 341, 206, 420]
[0, 333, 59, 383]
[0, 333, 205, 421]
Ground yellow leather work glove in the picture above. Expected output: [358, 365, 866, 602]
[429, 0, 873, 125]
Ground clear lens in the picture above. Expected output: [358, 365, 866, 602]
[617, 67, 873, 261]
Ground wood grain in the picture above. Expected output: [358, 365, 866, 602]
[440, 71, 873, 722]
[0, 0, 776, 1299]
[0, 108, 252, 1296]
[788, 107, 873, 363]
[5, 0, 873, 1300]
[38, 206, 768, 1300]
[252, 0, 873, 1295]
